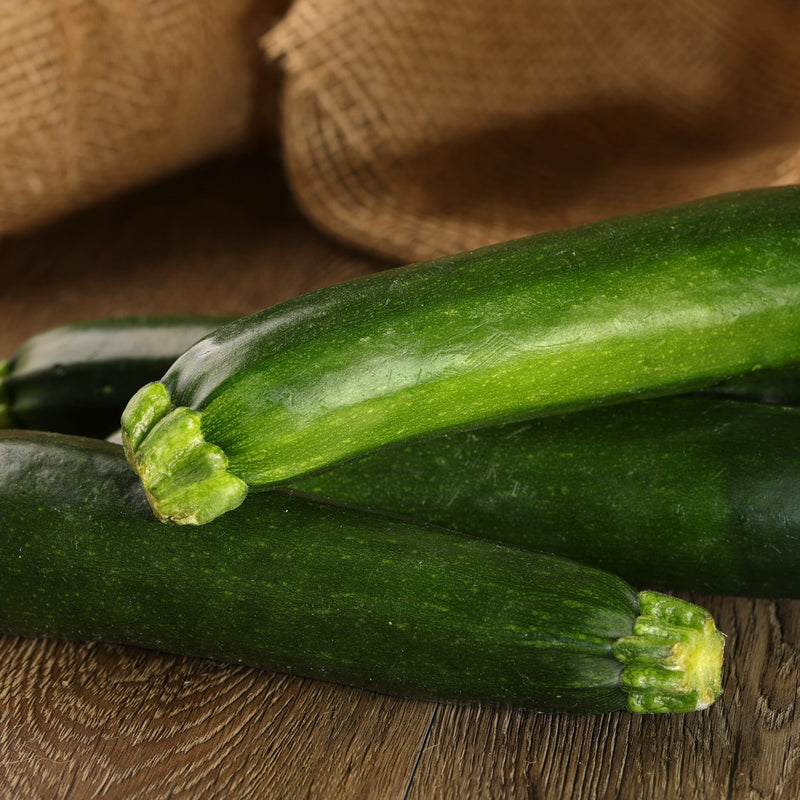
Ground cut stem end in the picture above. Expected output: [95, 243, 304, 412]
[614, 590, 725, 714]
[121, 382, 247, 525]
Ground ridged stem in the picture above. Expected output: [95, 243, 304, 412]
[121, 382, 247, 524]
[614, 590, 725, 713]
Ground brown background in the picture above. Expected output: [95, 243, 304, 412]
[0, 151, 799, 799]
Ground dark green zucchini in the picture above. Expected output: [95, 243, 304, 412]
[120, 186, 800, 524]
[288, 395, 800, 597]
[0, 315, 231, 437]
[699, 363, 800, 405]
[0, 430, 724, 715]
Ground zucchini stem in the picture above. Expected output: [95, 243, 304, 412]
[614, 591, 725, 713]
[121, 382, 247, 524]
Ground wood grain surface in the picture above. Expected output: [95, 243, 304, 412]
[1, 153, 799, 799]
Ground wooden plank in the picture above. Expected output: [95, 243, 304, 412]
[0, 636, 434, 799]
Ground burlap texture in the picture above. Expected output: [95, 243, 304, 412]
[265, 0, 800, 263]
[0, 0, 287, 238]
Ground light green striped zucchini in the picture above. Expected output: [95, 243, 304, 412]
[120, 187, 800, 524]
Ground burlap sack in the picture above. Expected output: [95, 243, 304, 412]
[265, 0, 800, 263]
[0, 0, 287, 238]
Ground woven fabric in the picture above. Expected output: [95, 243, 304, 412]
[265, 0, 800, 263]
[0, 0, 286, 238]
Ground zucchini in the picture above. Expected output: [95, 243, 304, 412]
[0, 430, 724, 715]
[120, 186, 800, 524]
[699, 363, 800, 406]
[0, 315, 231, 438]
[5, 315, 795, 447]
[289, 396, 800, 597]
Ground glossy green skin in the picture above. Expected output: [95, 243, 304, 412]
[0, 431, 648, 715]
[159, 187, 800, 486]
[4, 313, 794, 441]
[290, 396, 800, 597]
[0, 316, 230, 437]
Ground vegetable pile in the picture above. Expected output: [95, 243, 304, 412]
[4, 185, 800, 716]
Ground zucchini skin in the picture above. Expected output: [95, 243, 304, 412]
[120, 186, 800, 524]
[0, 430, 724, 715]
[3, 314, 794, 443]
[699, 363, 800, 406]
[0, 315, 231, 437]
[1, 316, 795, 441]
[289, 396, 800, 598]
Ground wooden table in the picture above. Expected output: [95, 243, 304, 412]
[1, 153, 798, 799]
